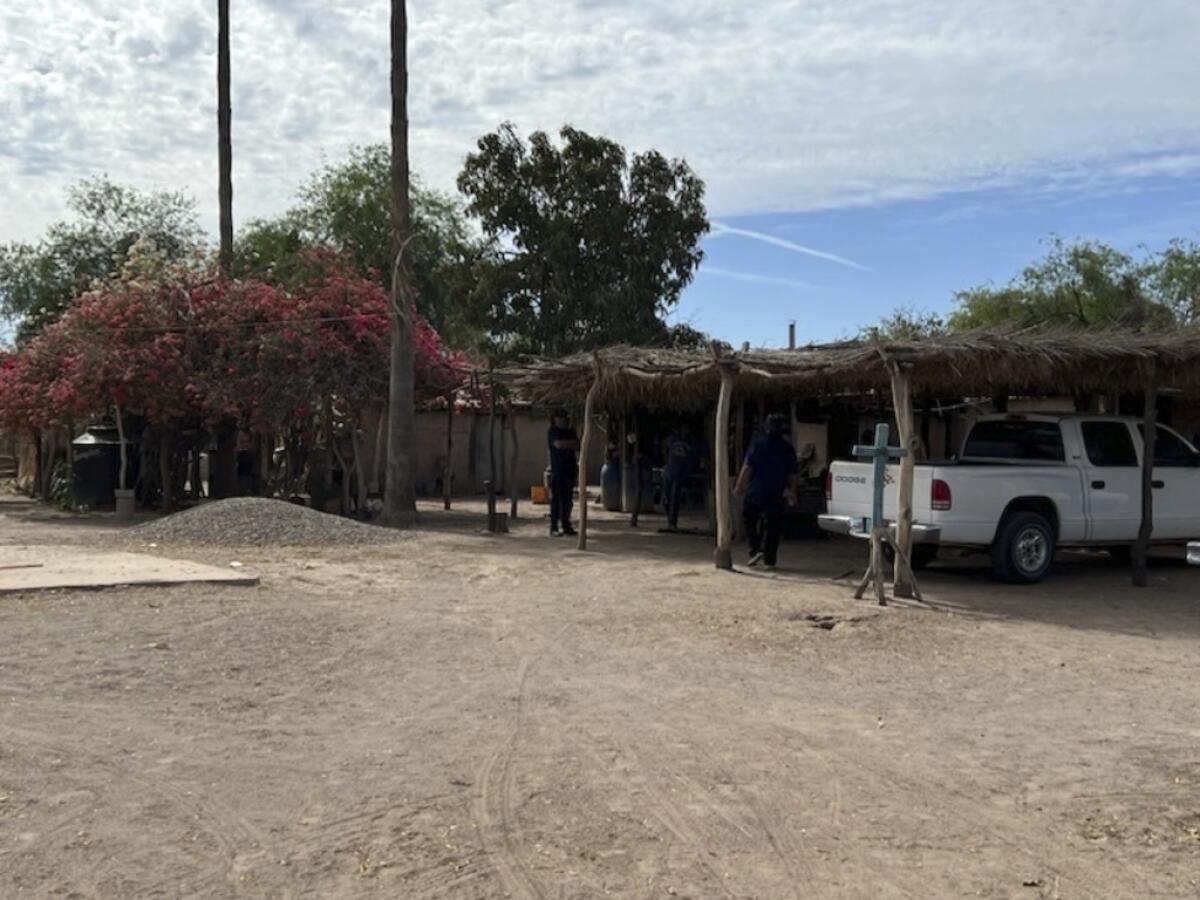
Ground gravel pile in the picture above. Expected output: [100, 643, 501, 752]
[133, 497, 401, 547]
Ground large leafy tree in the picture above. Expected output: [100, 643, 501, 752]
[236, 145, 474, 343]
[456, 123, 709, 357]
[0, 178, 202, 341]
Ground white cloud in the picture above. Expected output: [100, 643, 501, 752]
[2, 0, 1200, 243]
[710, 223, 869, 270]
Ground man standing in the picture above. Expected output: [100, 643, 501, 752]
[734, 414, 799, 569]
[547, 408, 579, 537]
[662, 426, 697, 531]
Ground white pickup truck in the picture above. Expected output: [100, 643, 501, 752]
[820, 414, 1200, 583]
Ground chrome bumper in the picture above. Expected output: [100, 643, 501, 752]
[1189, 542, 1200, 566]
[818, 514, 941, 545]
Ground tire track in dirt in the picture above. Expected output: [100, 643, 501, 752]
[594, 688, 827, 898]
[766, 718, 1152, 899]
[470, 628, 570, 900]
[3, 727, 268, 897]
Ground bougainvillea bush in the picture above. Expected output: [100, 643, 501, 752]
[0, 249, 470, 509]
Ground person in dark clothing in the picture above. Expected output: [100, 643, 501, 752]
[547, 408, 579, 537]
[662, 426, 698, 530]
[734, 414, 799, 569]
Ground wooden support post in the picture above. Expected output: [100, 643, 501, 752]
[618, 415, 629, 513]
[631, 416, 643, 528]
[577, 374, 600, 550]
[488, 367, 497, 501]
[1133, 384, 1158, 588]
[443, 398, 453, 510]
[508, 415, 520, 520]
[714, 361, 737, 569]
[890, 364, 918, 598]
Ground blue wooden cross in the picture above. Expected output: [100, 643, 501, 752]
[852, 423, 907, 530]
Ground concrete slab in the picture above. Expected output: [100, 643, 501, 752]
[0, 546, 259, 593]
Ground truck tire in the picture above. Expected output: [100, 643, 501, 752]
[991, 511, 1056, 583]
[882, 542, 938, 570]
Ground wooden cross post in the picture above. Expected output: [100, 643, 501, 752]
[851, 424, 918, 606]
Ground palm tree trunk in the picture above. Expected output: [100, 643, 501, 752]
[383, 0, 416, 524]
[217, 0, 234, 277]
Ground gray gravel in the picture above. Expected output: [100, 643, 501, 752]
[132, 498, 402, 546]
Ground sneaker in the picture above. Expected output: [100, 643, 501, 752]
[561, 525, 578, 537]
[763, 563, 777, 572]
[550, 527, 563, 537]
[747, 552, 764, 567]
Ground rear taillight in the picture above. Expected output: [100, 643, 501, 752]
[824, 469, 833, 501]
[931, 478, 952, 511]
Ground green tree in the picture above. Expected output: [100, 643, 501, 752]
[0, 178, 202, 341]
[1150, 238, 1200, 325]
[456, 123, 709, 357]
[860, 305, 947, 340]
[948, 237, 1174, 331]
[235, 145, 475, 342]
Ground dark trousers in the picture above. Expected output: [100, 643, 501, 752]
[550, 471, 575, 531]
[663, 474, 685, 528]
[743, 495, 785, 565]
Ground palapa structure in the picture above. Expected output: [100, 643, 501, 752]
[499, 328, 1200, 591]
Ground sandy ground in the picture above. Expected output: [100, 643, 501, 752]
[1, 492, 1199, 899]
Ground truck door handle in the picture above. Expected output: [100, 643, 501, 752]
[1091, 480, 1105, 489]
[1153, 480, 1165, 489]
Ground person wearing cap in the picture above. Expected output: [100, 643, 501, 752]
[734, 414, 799, 569]
[547, 408, 579, 537]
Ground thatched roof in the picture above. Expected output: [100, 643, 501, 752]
[499, 329, 1200, 411]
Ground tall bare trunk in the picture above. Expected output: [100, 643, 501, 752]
[383, 0, 416, 524]
[115, 403, 128, 491]
[217, 0, 233, 277]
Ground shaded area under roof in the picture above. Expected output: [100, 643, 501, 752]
[498, 329, 1200, 412]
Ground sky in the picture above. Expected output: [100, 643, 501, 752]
[3, 0, 1199, 346]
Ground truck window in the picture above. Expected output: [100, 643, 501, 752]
[1138, 424, 1200, 467]
[1081, 422, 1138, 467]
[961, 421, 1065, 461]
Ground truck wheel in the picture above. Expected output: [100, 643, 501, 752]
[882, 543, 938, 570]
[991, 512, 1055, 583]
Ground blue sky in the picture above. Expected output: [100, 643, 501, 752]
[681, 168, 1200, 346]
[3, 0, 1199, 346]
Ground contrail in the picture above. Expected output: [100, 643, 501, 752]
[710, 222, 870, 271]
[700, 266, 811, 290]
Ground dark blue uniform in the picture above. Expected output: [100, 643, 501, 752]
[742, 433, 798, 566]
[548, 425, 578, 533]
[662, 430, 697, 529]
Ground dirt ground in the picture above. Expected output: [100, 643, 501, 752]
[1, 493, 1199, 899]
